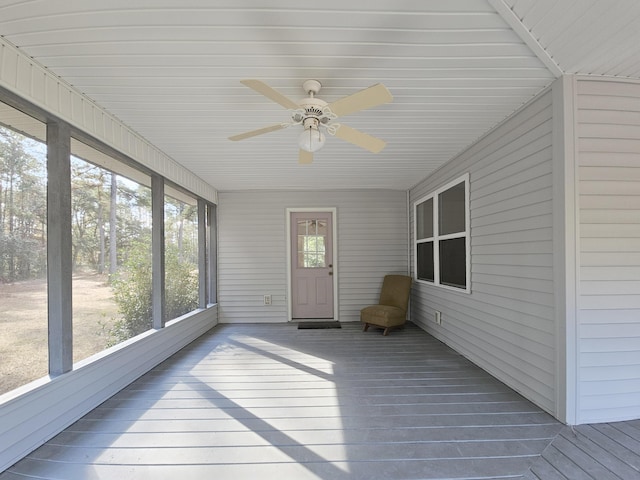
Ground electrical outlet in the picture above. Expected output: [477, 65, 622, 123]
[263, 295, 272, 305]
[434, 311, 442, 325]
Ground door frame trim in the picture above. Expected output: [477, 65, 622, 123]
[286, 207, 338, 322]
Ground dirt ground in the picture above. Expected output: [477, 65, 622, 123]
[0, 273, 120, 395]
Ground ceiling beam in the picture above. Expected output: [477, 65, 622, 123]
[489, 0, 564, 78]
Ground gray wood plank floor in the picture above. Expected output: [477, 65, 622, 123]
[2, 322, 634, 479]
[525, 421, 640, 479]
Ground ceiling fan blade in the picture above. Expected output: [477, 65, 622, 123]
[241, 79, 300, 110]
[328, 83, 393, 117]
[299, 150, 313, 164]
[229, 123, 287, 141]
[334, 124, 386, 153]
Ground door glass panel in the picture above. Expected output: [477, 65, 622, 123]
[317, 220, 327, 236]
[297, 219, 326, 268]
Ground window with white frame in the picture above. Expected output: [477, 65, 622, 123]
[414, 174, 470, 292]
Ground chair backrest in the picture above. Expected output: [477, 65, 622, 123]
[378, 275, 412, 312]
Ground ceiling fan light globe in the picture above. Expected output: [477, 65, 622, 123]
[298, 128, 326, 153]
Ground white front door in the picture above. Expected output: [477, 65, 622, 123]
[290, 211, 334, 319]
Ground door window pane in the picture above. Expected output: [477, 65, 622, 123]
[297, 219, 326, 268]
[71, 139, 152, 359]
[0, 103, 48, 394]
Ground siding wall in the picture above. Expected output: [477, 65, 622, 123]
[409, 89, 558, 416]
[218, 190, 408, 323]
[576, 78, 640, 423]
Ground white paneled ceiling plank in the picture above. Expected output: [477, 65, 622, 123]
[579, 4, 640, 77]
[544, 3, 625, 73]
[509, 0, 564, 31]
[43, 66, 554, 80]
[510, 0, 640, 78]
[532, 1, 591, 48]
[507, 0, 538, 19]
[488, 0, 562, 78]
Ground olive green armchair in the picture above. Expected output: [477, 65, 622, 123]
[360, 274, 412, 336]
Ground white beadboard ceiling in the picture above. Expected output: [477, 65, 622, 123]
[0, 0, 639, 192]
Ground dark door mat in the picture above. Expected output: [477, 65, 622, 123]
[297, 321, 342, 329]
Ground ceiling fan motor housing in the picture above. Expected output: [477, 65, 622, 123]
[294, 97, 334, 125]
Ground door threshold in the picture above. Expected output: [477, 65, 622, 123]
[297, 321, 341, 329]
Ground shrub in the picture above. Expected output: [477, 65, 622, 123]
[107, 242, 198, 346]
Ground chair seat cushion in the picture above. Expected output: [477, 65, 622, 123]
[360, 304, 407, 328]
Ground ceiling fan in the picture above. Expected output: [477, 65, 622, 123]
[229, 79, 393, 164]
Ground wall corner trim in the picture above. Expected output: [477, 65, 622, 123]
[551, 74, 579, 425]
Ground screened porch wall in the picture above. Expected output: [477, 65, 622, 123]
[217, 189, 409, 323]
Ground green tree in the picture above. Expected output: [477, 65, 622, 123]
[70, 158, 108, 272]
[0, 127, 47, 282]
[164, 243, 199, 320]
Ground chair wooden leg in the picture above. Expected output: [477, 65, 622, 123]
[383, 328, 390, 336]
[363, 323, 369, 332]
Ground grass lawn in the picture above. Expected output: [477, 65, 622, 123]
[0, 273, 120, 395]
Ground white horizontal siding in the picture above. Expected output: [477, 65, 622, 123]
[576, 78, 640, 424]
[218, 190, 408, 323]
[409, 89, 557, 416]
[0, 38, 217, 203]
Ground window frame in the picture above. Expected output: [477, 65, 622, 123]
[414, 173, 471, 293]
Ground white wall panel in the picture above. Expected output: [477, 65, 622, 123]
[576, 77, 640, 424]
[409, 89, 557, 416]
[218, 190, 408, 323]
